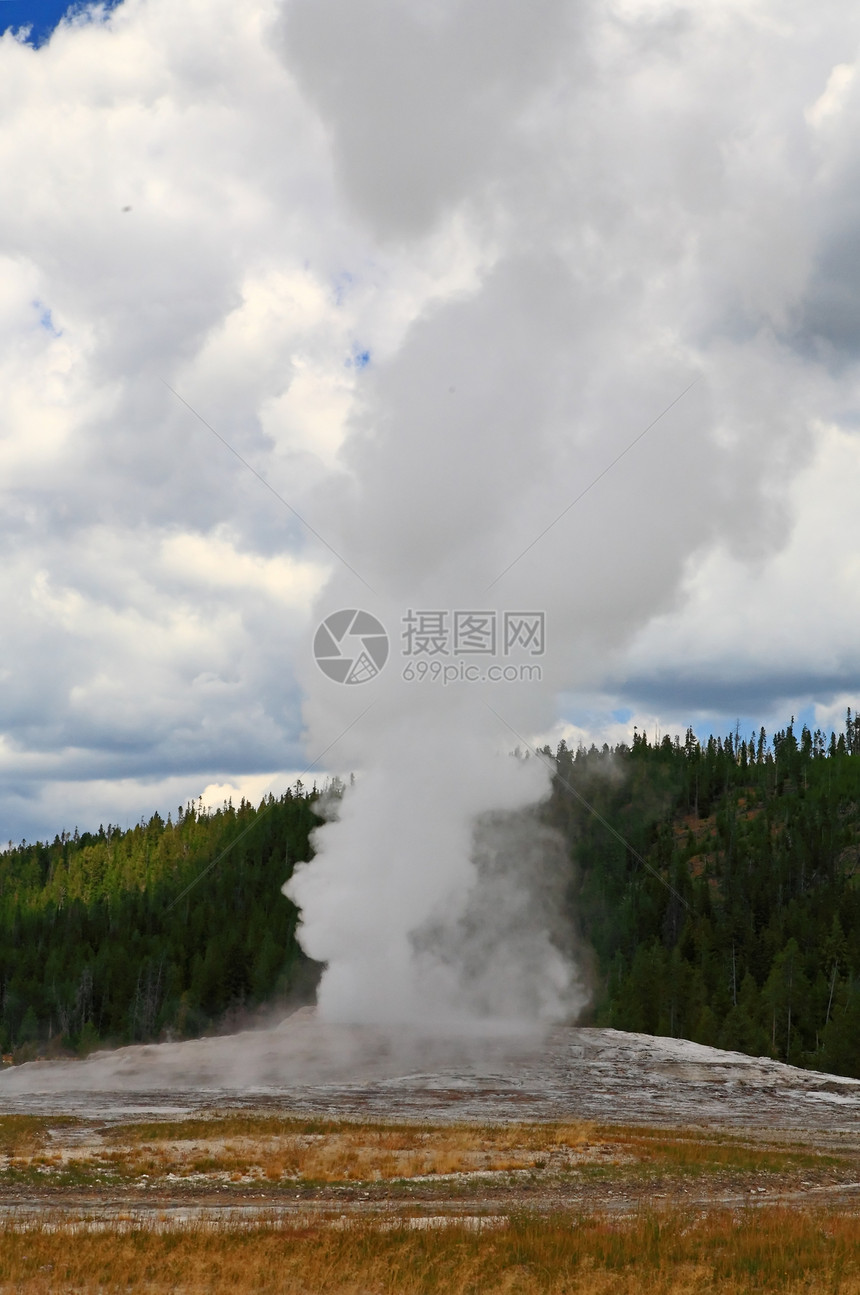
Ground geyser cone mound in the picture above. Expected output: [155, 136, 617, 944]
[1, 1011, 859, 1131]
[0, 1008, 554, 1096]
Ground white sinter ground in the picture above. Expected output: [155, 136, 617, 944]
[0, 1010, 858, 1130]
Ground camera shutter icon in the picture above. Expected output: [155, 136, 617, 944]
[313, 609, 389, 684]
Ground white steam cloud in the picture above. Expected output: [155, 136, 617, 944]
[282, 0, 846, 1025]
[2, 0, 858, 1017]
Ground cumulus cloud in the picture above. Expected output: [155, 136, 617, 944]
[619, 420, 860, 722]
[0, 0, 859, 874]
[0, 0, 358, 839]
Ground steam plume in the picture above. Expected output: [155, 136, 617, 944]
[282, 0, 838, 1024]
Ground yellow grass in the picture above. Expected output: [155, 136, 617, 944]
[3, 1116, 838, 1187]
[593, 1125, 837, 1175]
[86, 1116, 836, 1185]
[0, 1209, 859, 1293]
[0, 1116, 856, 1290]
[0, 1117, 63, 1159]
[96, 1117, 595, 1182]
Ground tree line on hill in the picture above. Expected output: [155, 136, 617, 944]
[0, 786, 322, 1060]
[546, 712, 860, 1077]
[1, 714, 859, 1078]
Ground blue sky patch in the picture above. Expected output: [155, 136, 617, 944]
[346, 347, 371, 370]
[32, 300, 61, 335]
[1, 0, 123, 48]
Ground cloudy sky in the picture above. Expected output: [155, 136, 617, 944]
[2, 0, 860, 847]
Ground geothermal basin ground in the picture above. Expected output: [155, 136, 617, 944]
[2, 1013, 860, 1291]
[0, 1007, 859, 1230]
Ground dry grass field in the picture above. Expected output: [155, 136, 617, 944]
[1, 1209, 860, 1293]
[0, 1112, 844, 1190]
[0, 1111, 857, 1290]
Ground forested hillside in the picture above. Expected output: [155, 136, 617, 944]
[2, 714, 860, 1080]
[0, 788, 321, 1060]
[548, 713, 860, 1078]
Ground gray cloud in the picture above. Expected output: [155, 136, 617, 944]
[282, 0, 574, 240]
[615, 671, 858, 722]
[1, 0, 860, 875]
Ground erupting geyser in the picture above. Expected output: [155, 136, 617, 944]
[280, 0, 822, 1027]
[286, 721, 584, 1025]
